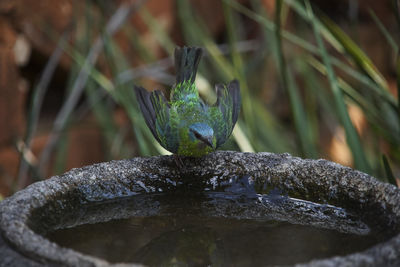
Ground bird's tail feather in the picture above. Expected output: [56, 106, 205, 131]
[174, 46, 203, 85]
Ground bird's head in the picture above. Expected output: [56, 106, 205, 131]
[188, 123, 216, 150]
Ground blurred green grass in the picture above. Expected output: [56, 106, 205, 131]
[15, 0, 400, 191]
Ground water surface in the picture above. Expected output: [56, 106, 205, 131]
[44, 191, 392, 266]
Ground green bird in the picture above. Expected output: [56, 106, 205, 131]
[134, 46, 240, 158]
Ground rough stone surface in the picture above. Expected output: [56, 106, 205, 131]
[0, 151, 400, 266]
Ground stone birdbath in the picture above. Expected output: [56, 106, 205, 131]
[1, 151, 400, 266]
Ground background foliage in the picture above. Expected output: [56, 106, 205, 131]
[1, 0, 399, 195]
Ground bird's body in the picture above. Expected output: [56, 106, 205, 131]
[135, 46, 240, 157]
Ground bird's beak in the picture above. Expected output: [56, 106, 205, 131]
[204, 136, 214, 149]
[197, 135, 214, 148]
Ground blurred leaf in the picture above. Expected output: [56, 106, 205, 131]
[226, 0, 396, 108]
[307, 57, 379, 119]
[17, 32, 68, 185]
[396, 54, 400, 127]
[274, 0, 317, 158]
[305, 0, 371, 174]
[284, 0, 396, 106]
[123, 26, 156, 62]
[369, 9, 398, 53]
[285, 0, 387, 90]
[392, 0, 400, 32]
[102, 33, 158, 156]
[319, 15, 388, 91]
[222, 1, 257, 142]
[382, 155, 398, 186]
[140, 7, 175, 54]
[53, 132, 68, 175]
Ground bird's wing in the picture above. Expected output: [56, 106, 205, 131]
[210, 80, 241, 148]
[134, 86, 177, 152]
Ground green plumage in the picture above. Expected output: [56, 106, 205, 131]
[134, 46, 241, 157]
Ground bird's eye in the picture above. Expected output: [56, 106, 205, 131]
[193, 131, 202, 140]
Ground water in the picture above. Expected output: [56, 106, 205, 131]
[42, 191, 393, 266]
[47, 214, 388, 266]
